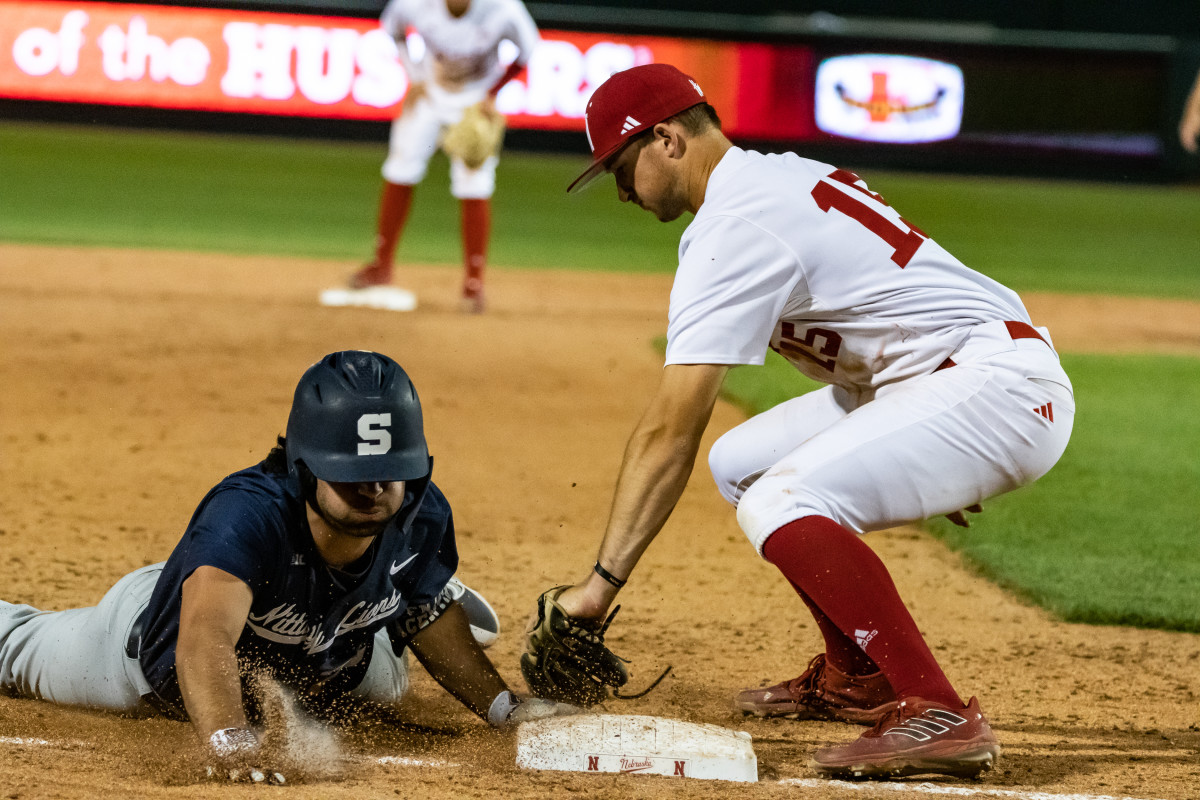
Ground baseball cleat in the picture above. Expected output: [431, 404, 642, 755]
[447, 577, 500, 648]
[458, 289, 486, 314]
[809, 695, 1000, 780]
[735, 653, 897, 725]
[349, 261, 393, 289]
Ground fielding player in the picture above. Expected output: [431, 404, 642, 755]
[539, 64, 1075, 780]
[1, 351, 574, 784]
[350, 0, 540, 312]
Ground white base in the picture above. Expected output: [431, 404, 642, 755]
[319, 286, 417, 312]
[516, 714, 757, 783]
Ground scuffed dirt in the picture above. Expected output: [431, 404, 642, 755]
[1, 243, 1198, 799]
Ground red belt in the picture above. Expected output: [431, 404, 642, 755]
[935, 321, 1047, 372]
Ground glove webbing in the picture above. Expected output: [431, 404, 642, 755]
[572, 603, 672, 701]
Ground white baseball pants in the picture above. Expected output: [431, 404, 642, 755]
[708, 321, 1075, 554]
[381, 88, 498, 198]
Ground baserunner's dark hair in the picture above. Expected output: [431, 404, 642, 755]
[265, 434, 319, 501]
[264, 435, 289, 474]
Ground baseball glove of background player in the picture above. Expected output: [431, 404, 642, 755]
[440, 101, 505, 170]
[521, 586, 671, 707]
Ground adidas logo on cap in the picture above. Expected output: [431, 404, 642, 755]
[620, 115, 641, 134]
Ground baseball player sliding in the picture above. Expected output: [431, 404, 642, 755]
[349, 0, 540, 313]
[0, 351, 575, 783]
[522, 64, 1074, 781]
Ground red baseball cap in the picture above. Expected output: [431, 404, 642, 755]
[567, 64, 708, 193]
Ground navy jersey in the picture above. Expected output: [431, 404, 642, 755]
[138, 460, 457, 719]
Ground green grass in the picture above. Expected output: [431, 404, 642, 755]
[4, 120, 1199, 630]
[0, 121, 686, 271]
[861, 172, 1200, 299]
[3, 121, 1199, 295]
[723, 351, 1200, 633]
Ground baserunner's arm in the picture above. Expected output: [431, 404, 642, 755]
[177, 566, 254, 738]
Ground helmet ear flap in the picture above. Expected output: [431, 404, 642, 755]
[295, 459, 318, 504]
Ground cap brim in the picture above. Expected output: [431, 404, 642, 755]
[566, 135, 636, 194]
[566, 158, 609, 194]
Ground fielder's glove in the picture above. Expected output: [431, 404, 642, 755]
[205, 727, 286, 785]
[521, 585, 670, 707]
[440, 101, 506, 170]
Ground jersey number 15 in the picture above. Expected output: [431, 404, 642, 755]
[810, 169, 928, 267]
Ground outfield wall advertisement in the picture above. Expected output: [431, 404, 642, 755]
[0, 0, 820, 140]
[3, 0, 1174, 166]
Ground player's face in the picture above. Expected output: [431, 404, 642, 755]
[314, 479, 406, 538]
[608, 132, 688, 223]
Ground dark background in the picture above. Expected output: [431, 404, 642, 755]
[130, 0, 1200, 37]
[5, 1, 1199, 179]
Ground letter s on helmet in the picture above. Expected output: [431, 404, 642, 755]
[286, 351, 430, 484]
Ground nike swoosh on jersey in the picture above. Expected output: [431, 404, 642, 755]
[390, 554, 418, 575]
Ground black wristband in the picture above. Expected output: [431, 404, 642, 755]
[593, 561, 627, 589]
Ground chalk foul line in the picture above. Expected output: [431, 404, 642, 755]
[0, 734, 1171, 800]
[780, 777, 1168, 800]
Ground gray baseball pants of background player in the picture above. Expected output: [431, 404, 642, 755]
[0, 563, 492, 715]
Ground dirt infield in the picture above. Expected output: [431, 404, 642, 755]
[2, 242, 1198, 800]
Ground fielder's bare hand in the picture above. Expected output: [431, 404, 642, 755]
[945, 503, 984, 528]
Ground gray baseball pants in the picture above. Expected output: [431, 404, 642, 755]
[0, 563, 411, 715]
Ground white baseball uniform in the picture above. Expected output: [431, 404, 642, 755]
[684, 148, 1074, 551]
[379, 0, 539, 197]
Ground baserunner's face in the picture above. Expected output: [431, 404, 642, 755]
[314, 479, 406, 538]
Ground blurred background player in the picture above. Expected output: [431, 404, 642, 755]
[1180, 66, 1200, 153]
[350, 0, 540, 313]
[0, 350, 575, 784]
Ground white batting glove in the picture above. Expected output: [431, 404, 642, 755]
[205, 727, 287, 785]
[487, 691, 582, 729]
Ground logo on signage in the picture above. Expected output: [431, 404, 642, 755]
[815, 54, 963, 143]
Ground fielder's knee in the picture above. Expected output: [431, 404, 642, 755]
[449, 157, 497, 199]
[707, 432, 766, 507]
[382, 158, 429, 186]
[735, 479, 844, 556]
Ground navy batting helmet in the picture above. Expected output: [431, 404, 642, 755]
[285, 351, 430, 484]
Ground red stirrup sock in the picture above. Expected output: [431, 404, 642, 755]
[762, 515, 963, 707]
[460, 198, 490, 299]
[791, 581, 881, 677]
[372, 181, 415, 269]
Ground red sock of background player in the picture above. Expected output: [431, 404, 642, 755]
[762, 515, 963, 707]
[372, 181, 415, 273]
[460, 198, 490, 299]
